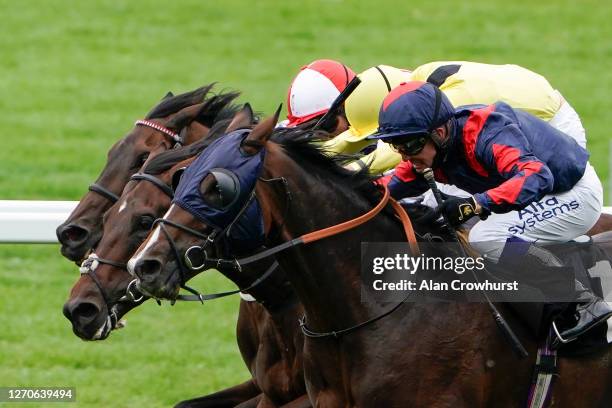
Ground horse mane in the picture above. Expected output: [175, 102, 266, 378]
[145, 84, 241, 123]
[194, 90, 242, 127]
[270, 127, 378, 196]
[142, 118, 232, 175]
[145, 84, 215, 119]
[270, 127, 454, 239]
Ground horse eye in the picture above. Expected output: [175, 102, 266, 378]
[138, 215, 155, 230]
[133, 152, 150, 168]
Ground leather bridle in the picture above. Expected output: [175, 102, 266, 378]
[79, 171, 176, 322]
[151, 176, 421, 337]
[154, 178, 417, 290]
[185, 183, 417, 271]
[87, 120, 183, 204]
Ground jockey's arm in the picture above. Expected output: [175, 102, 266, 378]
[375, 160, 429, 199]
[473, 125, 554, 214]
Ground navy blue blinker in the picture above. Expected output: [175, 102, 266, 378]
[173, 130, 266, 250]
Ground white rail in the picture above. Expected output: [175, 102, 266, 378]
[0, 201, 78, 243]
[0, 200, 611, 244]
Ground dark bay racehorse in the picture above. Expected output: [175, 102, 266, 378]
[57, 85, 239, 263]
[130, 114, 612, 407]
[64, 107, 311, 408]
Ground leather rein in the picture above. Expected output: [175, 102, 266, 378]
[155, 180, 421, 337]
[168, 183, 419, 274]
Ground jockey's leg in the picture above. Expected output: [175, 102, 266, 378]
[467, 164, 611, 346]
[546, 103, 612, 236]
[468, 164, 602, 261]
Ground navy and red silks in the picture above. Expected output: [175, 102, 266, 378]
[379, 102, 589, 214]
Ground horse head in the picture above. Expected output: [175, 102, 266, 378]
[127, 106, 413, 306]
[127, 108, 281, 299]
[62, 105, 252, 340]
[56, 85, 240, 263]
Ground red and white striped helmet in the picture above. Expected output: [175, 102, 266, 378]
[285, 59, 356, 127]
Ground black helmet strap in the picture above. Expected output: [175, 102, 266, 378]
[429, 85, 442, 133]
[428, 85, 451, 163]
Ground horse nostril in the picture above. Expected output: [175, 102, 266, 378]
[73, 302, 100, 320]
[64, 301, 100, 325]
[70, 302, 100, 327]
[135, 259, 162, 278]
[57, 224, 90, 246]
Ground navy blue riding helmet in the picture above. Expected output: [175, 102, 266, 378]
[368, 81, 455, 140]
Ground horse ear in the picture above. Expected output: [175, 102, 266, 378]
[162, 91, 174, 100]
[241, 104, 281, 154]
[226, 103, 255, 133]
[165, 102, 207, 131]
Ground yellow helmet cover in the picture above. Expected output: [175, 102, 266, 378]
[344, 65, 413, 141]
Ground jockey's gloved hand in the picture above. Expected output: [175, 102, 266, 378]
[436, 195, 486, 227]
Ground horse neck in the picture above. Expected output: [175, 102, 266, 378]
[183, 121, 209, 144]
[259, 153, 406, 332]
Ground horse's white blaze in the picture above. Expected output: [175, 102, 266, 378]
[239, 293, 257, 302]
[118, 200, 127, 214]
[128, 205, 175, 274]
[127, 226, 160, 274]
[128, 204, 174, 276]
[126, 258, 137, 276]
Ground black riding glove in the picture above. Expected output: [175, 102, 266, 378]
[436, 196, 486, 227]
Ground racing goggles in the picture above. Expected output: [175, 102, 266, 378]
[389, 134, 429, 156]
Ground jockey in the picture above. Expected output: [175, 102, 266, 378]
[332, 61, 587, 176]
[277, 59, 356, 136]
[370, 80, 611, 345]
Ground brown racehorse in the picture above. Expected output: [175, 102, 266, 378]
[64, 107, 311, 408]
[588, 214, 612, 236]
[57, 85, 239, 263]
[130, 114, 612, 407]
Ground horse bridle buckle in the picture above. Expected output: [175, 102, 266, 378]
[185, 245, 208, 271]
[125, 279, 144, 303]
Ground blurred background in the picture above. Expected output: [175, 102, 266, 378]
[0, 0, 611, 406]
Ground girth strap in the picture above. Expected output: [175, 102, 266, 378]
[527, 328, 558, 408]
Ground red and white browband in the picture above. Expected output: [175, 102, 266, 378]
[135, 120, 182, 144]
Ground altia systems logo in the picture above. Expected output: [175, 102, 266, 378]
[507, 196, 579, 235]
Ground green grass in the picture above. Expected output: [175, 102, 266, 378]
[0, 0, 611, 406]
